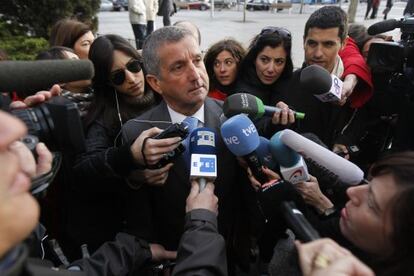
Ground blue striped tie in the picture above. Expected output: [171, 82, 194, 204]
[182, 116, 198, 168]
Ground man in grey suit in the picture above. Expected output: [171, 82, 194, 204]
[122, 26, 248, 273]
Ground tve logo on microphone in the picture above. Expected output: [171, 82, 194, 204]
[242, 123, 257, 137]
[190, 154, 217, 177]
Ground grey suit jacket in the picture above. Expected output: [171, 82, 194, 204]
[121, 98, 243, 251]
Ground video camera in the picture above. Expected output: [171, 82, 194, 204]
[367, 16, 414, 73]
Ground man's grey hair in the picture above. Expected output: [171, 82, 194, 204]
[142, 26, 193, 78]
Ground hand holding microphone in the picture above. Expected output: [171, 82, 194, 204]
[186, 181, 218, 215]
[130, 127, 182, 167]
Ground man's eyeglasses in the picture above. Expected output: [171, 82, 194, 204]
[110, 59, 142, 86]
[259, 26, 292, 40]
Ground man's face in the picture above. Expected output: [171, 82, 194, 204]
[304, 27, 344, 73]
[147, 35, 208, 115]
[340, 174, 396, 255]
[0, 111, 39, 258]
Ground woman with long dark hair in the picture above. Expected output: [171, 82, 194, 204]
[65, 34, 157, 257]
[235, 26, 293, 106]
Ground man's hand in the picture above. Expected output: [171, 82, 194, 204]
[130, 127, 182, 167]
[128, 163, 173, 186]
[8, 142, 53, 178]
[272, 101, 295, 125]
[9, 84, 61, 109]
[295, 175, 334, 214]
[332, 144, 350, 160]
[149, 243, 177, 262]
[337, 74, 358, 106]
[246, 166, 281, 191]
[186, 181, 218, 214]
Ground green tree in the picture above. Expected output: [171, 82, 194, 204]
[0, 0, 100, 39]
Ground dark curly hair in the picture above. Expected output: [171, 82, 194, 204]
[203, 38, 245, 91]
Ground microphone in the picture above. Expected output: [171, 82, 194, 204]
[300, 64, 343, 102]
[269, 132, 310, 184]
[189, 128, 217, 192]
[0, 60, 94, 93]
[220, 114, 268, 184]
[281, 201, 320, 242]
[258, 178, 319, 242]
[273, 129, 364, 184]
[256, 137, 279, 171]
[223, 93, 305, 120]
[367, 19, 400, 35]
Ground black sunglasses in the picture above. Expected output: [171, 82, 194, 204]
[259, 26, 292, 40]
[110, 59, 142, 86]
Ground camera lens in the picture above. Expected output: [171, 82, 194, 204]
[11, 106, 54, 144]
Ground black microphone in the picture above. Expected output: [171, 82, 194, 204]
[300, 64, 343, 102]
[367, 19, 400, 35]
[257, 178, 319, 242]
[281, 201, 320, 242]
[0, 60, 94, 93]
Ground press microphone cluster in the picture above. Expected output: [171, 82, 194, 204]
[223, 93, 305, 120]
[0, 59, 95, 94]
[300, 64, 343, 103]
[189, 128, 217, 192]
[271, 129, 364, 185]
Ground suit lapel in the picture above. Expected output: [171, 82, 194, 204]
[150, 101, 190, 186]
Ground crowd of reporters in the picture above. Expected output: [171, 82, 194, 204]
[0, 5, 414, 276]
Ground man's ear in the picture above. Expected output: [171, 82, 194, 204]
[146, 74, 162, 96]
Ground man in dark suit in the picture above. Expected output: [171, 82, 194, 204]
[122, 26, 248, 273]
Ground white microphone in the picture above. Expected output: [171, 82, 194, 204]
[189, 128, 217, 192]
[300, 64, 343, 102]
[276, 129, 364, 185]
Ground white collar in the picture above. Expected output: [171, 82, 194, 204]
[167, 104, 205, 126]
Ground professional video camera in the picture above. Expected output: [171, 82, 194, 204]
[367, 16, 414, 74]
[0, 59, 92, 194]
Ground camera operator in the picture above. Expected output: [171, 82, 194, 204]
[0, 108, 226, 276]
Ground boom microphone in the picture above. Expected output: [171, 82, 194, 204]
[273, 129, 364, 184]
[221, 114, 268, 184]
[0, 60, 94, 93]
[223, 93, 305, 120]
[270, 132, 310, 184]
[189, 128, 217, 192]
[300, 64, 342, 102]
[367, 19, 400, 35]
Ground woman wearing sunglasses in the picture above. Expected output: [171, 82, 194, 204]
[234, 26, 293, 106]
[68, 34, 158, 257]
[204, 38, 245, 101]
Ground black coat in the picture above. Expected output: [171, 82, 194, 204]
[3, 210, 227, 276]
[121, 98, 249, 272]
